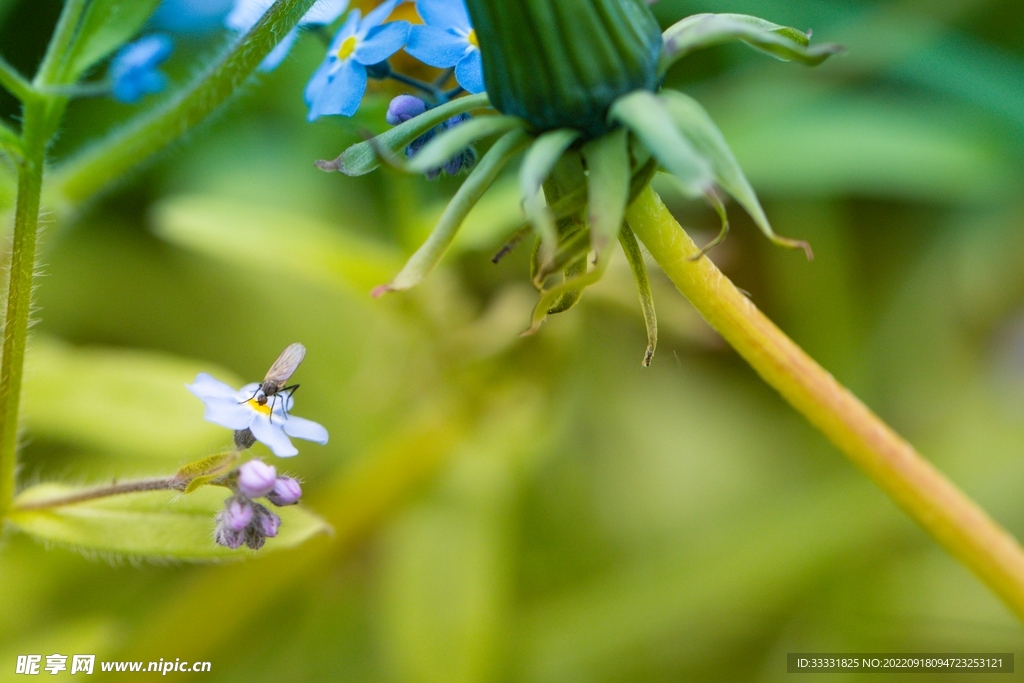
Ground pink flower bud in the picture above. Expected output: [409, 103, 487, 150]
[237, 459, 277, 498]
[223, 497, 254, 531]
[267, 477, 302, 506]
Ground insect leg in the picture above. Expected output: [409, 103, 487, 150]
[281, 384, 300, 418]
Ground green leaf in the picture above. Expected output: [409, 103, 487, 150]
[610, 90, 713, 192]
[22, 336, 236, 461]
[618, 224, 658, 367]
[581, 128, 630, 255]
[659, 12, 844, 76]
[660, 90, 810, 256]
[151, 194, 402, 294]
[377, 129, 529, 295]
[716, 91, 1018, 204]
[317, 93, 492, 176]
[9, 484, 330, 560]
[520, 129, 580, 257]
[60, 0, 163, 82]
[406, 116, 523, 174]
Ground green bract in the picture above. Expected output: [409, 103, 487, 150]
[320, 5, 841, 364]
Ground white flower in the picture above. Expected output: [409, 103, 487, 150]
[186, 373, 328, 457]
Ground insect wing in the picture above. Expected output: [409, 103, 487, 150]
[263, 343, 306, 390]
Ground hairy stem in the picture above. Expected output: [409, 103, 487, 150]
[626, 185, 1024, 621]
[13, 476, 184, 512]
[0, 98, 47, 517]
[48, 0, 319, 207]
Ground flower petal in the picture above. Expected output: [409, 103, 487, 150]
[416, 0, 470, 30]
[282, 415, 329, 444]
[406, 25, 468, 68]
[306, 58, 368, 119]
[249, 415, 299, 457]
[354, 21, 410, 65]
[302, 0, 348, 25]
[186, 373, 239, 400]
[328, 10, 362, 53]
[455, 48, 485, 94]
[201, 396, 253, 430]
[225, 0, 273, 32]
[361, 0, 400, 30]
[258, 29, 299, 71]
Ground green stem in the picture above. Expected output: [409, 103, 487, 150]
[33, 0, 88, 87]
[0, 55, 34, 102]
[626, 185, 1024, 621]
[48, 0, 319, 207]
[0, 99, 46, 518]
[12, 476, 183, 512]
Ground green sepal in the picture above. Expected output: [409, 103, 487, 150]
[610, 90, 713, 191]
[317, 93, 491, 176]
[404, 116, 523, 174]
[176, 450, 238, 493]
[581, 128, 630, 254]
[376, 129, 530, 294]
[660, 89, 810, 257]
[520, 129, 581, 258]
[618, 223, 658, 366]
[659, 13, 844, 76]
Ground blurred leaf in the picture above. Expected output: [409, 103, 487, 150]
[892, 34, 1024, 136]
[151, 194, 402, 295]
[22, 336, 234, 462]
[9, 484, 329, 560]
[379, 393, 542, 683]
[520, 478, 891, 682]
[60, 0, 162, 82]
[719, 93, 1018, 202]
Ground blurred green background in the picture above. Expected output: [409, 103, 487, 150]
[2, 0, 1024, 679]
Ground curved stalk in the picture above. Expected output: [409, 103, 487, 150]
[12, 476, 182, 512]
[626, 185, 1024, 621]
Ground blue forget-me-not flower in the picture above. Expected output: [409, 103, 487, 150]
[150, 0, 234, 34]
[304, 0, 410, 120]
[405, 0, 483, 94]
[109, 35, 174, 103]
[186, 373, 328, 457]
[227, 0, 349, 71]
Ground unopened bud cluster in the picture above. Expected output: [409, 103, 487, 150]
[214, 459, 303, 550]
[388, 96, 478, 180]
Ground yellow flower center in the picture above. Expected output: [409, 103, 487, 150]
[467, 29, 478, 48]
[337, 35, 358, 60]
[247, 398, 272, 416]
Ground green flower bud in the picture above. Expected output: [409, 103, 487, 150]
[464, 0, 662, 138]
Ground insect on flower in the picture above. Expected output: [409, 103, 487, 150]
[248, 343, 306, 419]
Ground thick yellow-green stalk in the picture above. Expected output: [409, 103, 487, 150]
[626, 185, 1024, 620]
